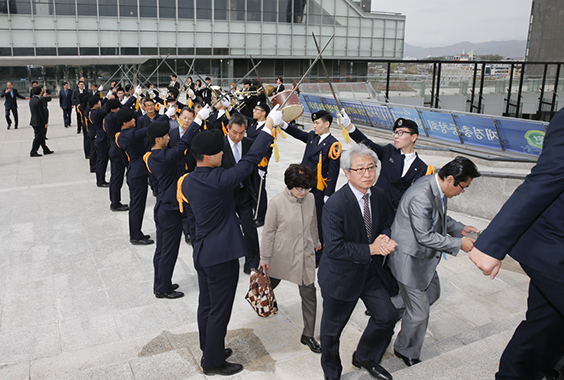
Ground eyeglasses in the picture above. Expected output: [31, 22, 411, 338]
[393, 130, 412, 137]
[349, 165, 377, 175]
[294, 187, 311, 193]
[454, 181, 468, 193]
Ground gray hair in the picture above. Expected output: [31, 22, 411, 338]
[340, 142, 379, 171]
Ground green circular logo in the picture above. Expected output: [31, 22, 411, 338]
[524, 130, 545, 149]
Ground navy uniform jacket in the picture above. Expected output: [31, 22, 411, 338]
[59, 89, 73, 109]
[207, 109, 230, 131]
[89, 107, 108, 142]
[350, 128, 429, 215]
[137, 112, 168, 130]
[318, 184, 391, 301]
[2, 88, 26, 107]
[182, 130, 274, 268]
[221, 136, 257, 200]
[284, 123, 340, 197]
[117, 126, 150, 179]
[146, 121, 200, 212]
[29, 96, 47, 127]
[235, 111, 273, 171]
[104, 112, 125, 159]
[474, 107, 564, 282]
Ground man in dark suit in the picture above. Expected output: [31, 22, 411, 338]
[388, 157, 479, 367]
[469, 107, 564, 380]
[170, 75, 181, 90]
[2, 81, 28, 129]
[72, 81, 86, 133]
[282, 110, 341, 265]
[318, 143, 398, 380]
[273, 76, 285, 95]
[59, 82, 73, 128]
[29, 86, 54, 157]
[180, 106, 280, 376]
[221, 113, 261, 274]
[202, 77, 213, 106]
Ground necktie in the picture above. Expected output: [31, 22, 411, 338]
[400, 153, 405, 176]
[232, 143, 240, 163]
[362, 193, 371, 241]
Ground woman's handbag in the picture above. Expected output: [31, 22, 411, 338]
[245, 267, 278, 317]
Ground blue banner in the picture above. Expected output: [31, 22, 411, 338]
[298, 94, 311, 115]
[418, 110, 461, 143]
[388, 106, 425, 132]
[363, 103, 394, 129]
[453, 115, 503, 150]
[494, 118, 544, 156]
[302, 95, 325, 115]
[340, 99, 372, 126]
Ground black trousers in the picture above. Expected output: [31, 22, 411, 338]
[234, 186, 260, 271]
[30, 124, 47, 153]
[254, 174, 268, 223]
[75, 109, 82, 132]
[194, 258, 239, 369]
[82, 128, 90, 159]
[320, 262, 398, 379]
[127, 174, 148, 241]
[62, 106, 72, 126]
[88, 136, 97, 172]
[496, 264, 564, 380]
[153, 204, 182, 294]
[313, 190, 325, 262]
[109, 153, 127, 208]
[5, 105, 18, 127]
[95, 140, 109, 185]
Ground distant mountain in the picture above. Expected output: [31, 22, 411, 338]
[404, 40, 527, 59]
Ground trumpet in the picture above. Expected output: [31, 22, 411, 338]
[232, 87, 264, 97]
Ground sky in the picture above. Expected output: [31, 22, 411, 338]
[372, 0, 533, 47]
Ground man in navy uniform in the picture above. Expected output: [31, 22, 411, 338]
[469, 107, 564, 380]
[221, 113, 261, 274]
[144, 106, 207, 299]
[59, 82, 73, 128]
[318, 144, 397, 380]
[104, 99, 129, 212]
[2, 81, 28, 130]
[88, 96, 110, 187]
[282, 110, 341, 265]
[29, 86, 54, 157]
[180, 105, 281, 376]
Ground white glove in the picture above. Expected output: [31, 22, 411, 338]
[198, 105, 212, 120]
[165, 105, 176, 118]
[106, 89, 113, 98]
[135, 85, 142, 96]
[338, 108, 351, 128]
[160, 90, 167, 98]
[258, 169, 266, 180]
[187, 89, 195, 99]
[220, 96, 230, 108]
[98, 85, 104, 92]
[267, 104, 283, 126]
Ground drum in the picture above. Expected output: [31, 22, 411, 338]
[271, 90, 304, 122]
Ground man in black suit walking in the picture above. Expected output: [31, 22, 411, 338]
[469, 107, 564, 380]
[318, 143, 397, 380]
[221, 113, 261, 274]
[29, 86, 54, 157]
[59, 81, 73, 128]
[2, 81, 29, 129]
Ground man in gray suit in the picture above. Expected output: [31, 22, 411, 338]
[387, 156, 480, 366]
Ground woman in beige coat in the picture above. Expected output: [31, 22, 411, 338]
[260, 164, 322, 353]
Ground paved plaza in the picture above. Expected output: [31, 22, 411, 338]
[0, 104, 532, 379]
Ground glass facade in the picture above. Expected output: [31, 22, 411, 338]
[0, 0, 404, 59]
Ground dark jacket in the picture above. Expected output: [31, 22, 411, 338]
[2, 88, 26, 107]
[29, 96, 47, 127]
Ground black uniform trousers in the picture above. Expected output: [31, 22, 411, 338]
[31, 125, 48, 153]
[254, 175, 268, 223]
[194, 258, 239, 369]
[76, 109, 82, 132]
[153, 204, 183, 294]
[95, 140, 109, 185]
[312, 188, 325, 262]
[127, 174, 149, 241]
[82, 128, 90, 159]
[109, 153, 127, 208]
[89, 136, 97, 173]
[320, 262, 398, 380]
[5, 105, 18, 127]
[496, 264, 564, 380]
[233, 186, 260, 271]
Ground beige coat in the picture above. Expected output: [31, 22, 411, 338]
[260, 188, 319, 286]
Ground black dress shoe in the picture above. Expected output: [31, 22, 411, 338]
[45, 136, 48, 140]
[394, 349, 421, 367]
[352, 352, 392, 380]
[324, 376, 340, 380]
[365, 309, 371, 316]
[44, 150, 54, 155]
[154, 290, 184, 299]
[300, 335, 322, 353]
[200, 348, 233, 367]
[97, 182, 110, 188]
[203, 362, 243, 376]
[243, 267, 251, 275]
[110, 204, 129, 212]
[30, 152, 42, 157]
[153, 284, 179, 294]
[7, 125, 10, 130]
[184, 234, 191, 244]
[143, 234, 151, 240]
[14, 125, 17, 129]
[90, 168, 96, 173]
[130, 237, 154, 245]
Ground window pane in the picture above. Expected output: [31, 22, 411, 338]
[159, 0, 175, 19]
[139, 0, 155, 17]
[54, 0, 75, 15]
[119, 0, 136, 17]
[178, 0, 193, 19]
[196, 0, 210, 20]
[140, 47, 158, 55]
[80, 47, 99, 55]
[121, 47, 139, 55]
[247, 0, 260, 21]
[58, 47, 78, 55]
[99, 0, 116, 17]
[214, 0, 226, 20]
[12, 0, 32, 14]
[263, 0, 276, 22]
[76, 0, 96, 16]
[36, 47, 57, 55]
[101, 47, 119, 55]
